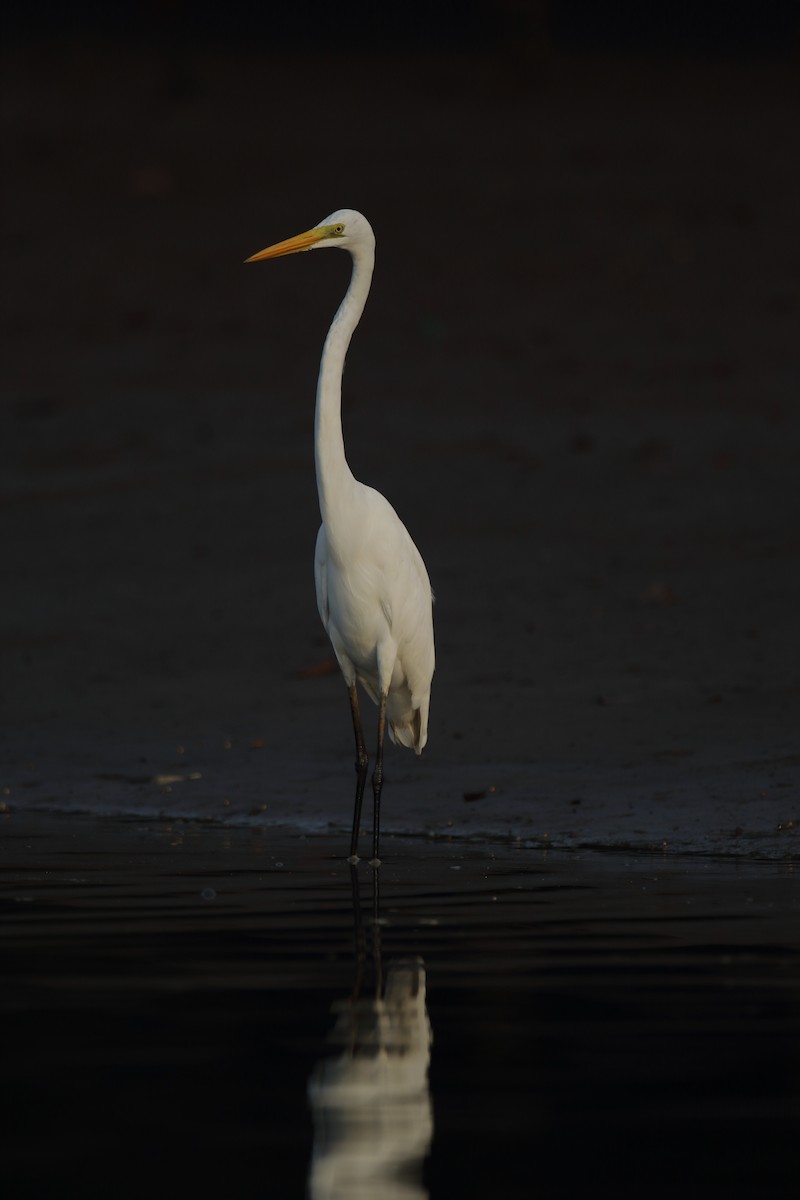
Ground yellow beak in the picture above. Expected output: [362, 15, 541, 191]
[244, 226, 327, 263]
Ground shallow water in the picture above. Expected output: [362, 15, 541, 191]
[1, 814, 797, 1199]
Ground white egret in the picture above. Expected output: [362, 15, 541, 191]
[246, 210, 435, 864]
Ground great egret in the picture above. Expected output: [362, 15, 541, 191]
[246, 210, 435, 864]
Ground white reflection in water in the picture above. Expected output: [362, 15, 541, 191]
[308, 954, 433, 1199]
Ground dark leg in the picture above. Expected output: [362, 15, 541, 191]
[371, 862, 382, 997]
[371, 691, 388, 865]
[348, 683, 369, 862]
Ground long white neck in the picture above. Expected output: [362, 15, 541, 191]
[314, 241, 374, 527]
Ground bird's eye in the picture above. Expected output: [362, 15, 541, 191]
[332, 224, 345, 235]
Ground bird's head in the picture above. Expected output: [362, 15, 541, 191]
[245, 208, 374, 263]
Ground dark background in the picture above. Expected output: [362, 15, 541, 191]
[2, 14, 799, 1195]
[2, 0, 799, 829]
[5, 1, 800, 53]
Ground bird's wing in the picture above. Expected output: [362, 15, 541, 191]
[367, 492, 435, 705]
[313, 524, 329, 631]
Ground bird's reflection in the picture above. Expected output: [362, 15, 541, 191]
[307, 867, 433, 1200]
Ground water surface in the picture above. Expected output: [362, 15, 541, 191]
[1, 815, 797, 1198]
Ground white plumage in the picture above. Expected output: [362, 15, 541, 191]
[246, 209, 435, 863]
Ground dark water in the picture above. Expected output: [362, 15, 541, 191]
[1, 815, 797, 1199]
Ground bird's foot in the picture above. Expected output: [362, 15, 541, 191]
[368, 856, 382, 868]
[347, 853, 360, 865]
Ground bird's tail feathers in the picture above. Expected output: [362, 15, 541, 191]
[388, 699, 427, 755]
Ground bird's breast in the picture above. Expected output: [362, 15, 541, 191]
[318, 485, 434, 691]
[325, 560, 390, 659]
